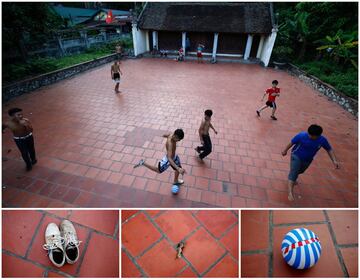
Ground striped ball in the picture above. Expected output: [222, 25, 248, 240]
[281, 228, 321, 269]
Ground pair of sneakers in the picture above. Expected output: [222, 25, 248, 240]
[43, 220, 81, 267]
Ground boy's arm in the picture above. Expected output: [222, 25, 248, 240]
[198, 121, 205, 143]
[209, 123, 218, 134]
[166, 145, 185, 175]
[282, 142, 294, 156]
[162, 133, 170, 138]
[261, 92, 267, 101]
[326, 149, 340, 169]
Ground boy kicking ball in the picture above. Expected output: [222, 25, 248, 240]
[134, 129, 186, 186]
[256, 80, 280, 120]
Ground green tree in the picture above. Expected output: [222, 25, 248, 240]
[2, 3, 63, 61]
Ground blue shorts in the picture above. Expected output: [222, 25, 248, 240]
[158, 155, 181, 173]
[288, 154, 312, 182]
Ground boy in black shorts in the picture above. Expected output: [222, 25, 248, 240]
[134, 129, 186, 185]
[256, 80, 280, 120]
[195, 109, 218, 160]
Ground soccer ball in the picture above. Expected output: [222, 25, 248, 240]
[171, 184, 179, 195]
[281, 228, 321, 269]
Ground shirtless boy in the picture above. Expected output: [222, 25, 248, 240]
[195, 109, 218, 160]
[111, 61, 123, 93]
[134, 129, 186, 185]
[2, 108, 37, 171]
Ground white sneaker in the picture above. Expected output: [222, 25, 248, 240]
[60, 220, 81, 264]
[43, 223, 65, 267]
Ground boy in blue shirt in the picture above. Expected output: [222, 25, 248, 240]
[282, 124, 339, 201]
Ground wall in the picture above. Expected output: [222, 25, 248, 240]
[3, 54, 118, 103]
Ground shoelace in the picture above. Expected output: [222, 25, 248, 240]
[42, 235, 65, 252]
[64, 232, 82, 248]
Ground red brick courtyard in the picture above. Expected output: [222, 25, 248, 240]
[2, 58, 358, 208]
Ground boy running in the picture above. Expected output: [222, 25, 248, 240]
[282, 124, 340, 201]
[134, 129, 186, 185]
[197, 44, 205, 63]
[195, 110, 218, 160]
[2, 108, 37, 171]
[256, 80, 280, 120]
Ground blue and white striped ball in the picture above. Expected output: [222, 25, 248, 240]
[171, 184, 179, 194]
[281, 228, 321, 269]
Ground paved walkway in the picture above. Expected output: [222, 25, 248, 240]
[241, 210, 358, 277]
[2, 210, 119, 277]
[2, 58, 358, 208]
[122, 210, 238, 277]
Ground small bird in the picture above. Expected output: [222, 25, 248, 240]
[176, 241, 185, 259]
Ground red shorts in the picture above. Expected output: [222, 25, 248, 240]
[197, 52, 202, 58]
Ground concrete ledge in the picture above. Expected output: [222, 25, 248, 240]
[3, 53, 119, 103]
[287, 63, 358, 117]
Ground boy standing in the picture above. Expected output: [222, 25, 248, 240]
[197, 44, 205, 63]
[134, 129, 186, 185]
[195, 110, 218, 160]
[282, 124, 340, 201]
[256, 80, 280, 120]
[2, 108, 37, 171]
[111, 61, 123, 93]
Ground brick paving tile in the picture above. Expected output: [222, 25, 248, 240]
[195, 210, 237, 238]
[155, 210, 199, 243]
[241, 210, 357, 278]
[2, 253, 44, 277]
[241, 210, 269, 251]
[122, 210, 238, 277]
[2, 210, 43, 257]
[340, 247, 358, 277]
[241, 254, 269, 277]
[3, 59, 357, 208]
[327, 210, 358, 245]
[121, 250, 142, 277]
[122, 212, 162, 257]
[203, 254, 239, 277]
[137, 239, 187, 277]
[3, 210, 119, 278]
[122, 210, 140, 222]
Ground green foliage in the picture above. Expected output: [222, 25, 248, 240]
[3, 36, 133, 85]
[2, 3, 63, 52]
[297, 61, 358, 98]
[274, 2, 358, 98]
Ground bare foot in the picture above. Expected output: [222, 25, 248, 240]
[288, 192, 295, 201]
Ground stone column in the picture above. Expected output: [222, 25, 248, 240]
[261, 27, 278, 67]
[145, 31, 150, 52]
[212, 33, 219, 61]
[132, 22, 138, 56]
[244, 34, 253, 60]
[182, 32, 186, 55]
[152, 30, 158, 49]
[256, 35, 265, 58]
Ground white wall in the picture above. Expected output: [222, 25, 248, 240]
[132, 23, 149, 56]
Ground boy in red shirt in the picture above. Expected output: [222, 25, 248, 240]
[256, 80, 280, 120]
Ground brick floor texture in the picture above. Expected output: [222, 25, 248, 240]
[241, 210, 358, 277]
[2, 210, 119, 278]
[2, 59, 357, 208]
[121, 210, 239, 277]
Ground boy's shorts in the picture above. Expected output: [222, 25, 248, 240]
[266, 101, 277, 108]
[158, 155, 182, 173]
[288, 154, 312, 182]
